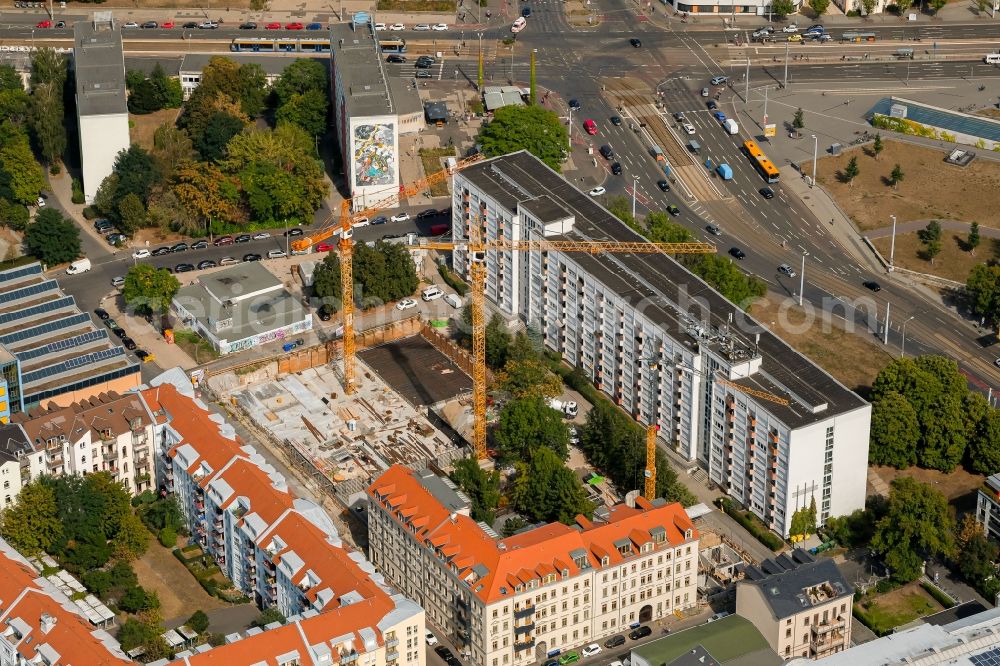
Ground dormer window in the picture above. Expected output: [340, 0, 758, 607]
[684, 528, 693, 540]
[601, 556, 609, 567]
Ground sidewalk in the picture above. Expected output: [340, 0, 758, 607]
[101, 293, 197, 371]
[867, 217, 1000, 239]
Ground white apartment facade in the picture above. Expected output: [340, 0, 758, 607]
[367, 466, 700, 666]
[450, 152, 871, 537]
[141, 376, 426, 666]
[11, 391, 156, 496]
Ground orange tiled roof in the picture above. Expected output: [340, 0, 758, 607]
[0, 544, 130, 665]
[369, 465, 698, 604]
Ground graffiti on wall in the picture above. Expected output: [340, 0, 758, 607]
[353, 123, 396, 188]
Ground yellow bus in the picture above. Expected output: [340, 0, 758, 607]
[741, 139, 780, 183]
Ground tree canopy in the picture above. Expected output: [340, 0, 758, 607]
[493, 396, 570, 462]
[498, 334, 562, 399]
[0, 482, 62, 555]
[25, 208, 81, 266]
[478, 105, 568, 172]
[510, 447, 594, 525]
[966, 264, 1000, 327]
[450, 457, 501, 523]
[871, 477, 955, 582]
[456, 307, 512, 370]
[311, 241, 419, 310]
[0, 126, 45, 205]
[123, 264, 181, 315]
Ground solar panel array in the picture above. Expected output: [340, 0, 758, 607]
[0, 313, 92, 346]
[22, 347, 125, 384]
[0, 279, 57, 305]
[15, 329, 108, 362]
[0, 296, 75, 326]
[0, 262, 42, 286]
[971, 647, 1000, 666]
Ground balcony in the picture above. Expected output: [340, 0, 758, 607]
[514, 623, 535, 635]
[812, 619, 846, 636]
[514, 639, 536, 652]
[387, 638, 399, 649]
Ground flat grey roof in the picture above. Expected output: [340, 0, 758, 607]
[415, 468, 470, 514]
[330, 22, 395, 118]
[175, 277, 308, 344]
[388, 78, 422, 117]
[459, 152, 868, 428]
[741, 557, 852, 620]
[123, 56, 181, 77]
[74, 21, 127, 117]
[196, 262, 281, 305]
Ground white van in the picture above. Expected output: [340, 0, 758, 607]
[421, 285, 444, 301]
[65, 258, 91, 274]
[985, 53, 1000, 65]
[724, 118, 739, 135]
[445, 293, 463, 309]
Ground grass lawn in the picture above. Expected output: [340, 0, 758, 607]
[419, 147, 457, 197]
[749, 296, 893, 394]
[871, 231, 1000, 284]
[129, 109, 180, 151]
[872, 464, 984, 502]
[855, 582, 943, 635]
[815, 140, 1000, 231]
[131, 538, 228, 622]
[633, 615, 770, 664]
[173, 329, 221, 364]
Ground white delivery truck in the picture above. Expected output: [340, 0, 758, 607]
[723, 118, 739, 135]
[547, 398, 579, 418]
[65, 258, 91, 274]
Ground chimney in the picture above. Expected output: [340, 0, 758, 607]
[40, 613, 56, 634]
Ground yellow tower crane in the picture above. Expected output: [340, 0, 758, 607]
[289, 155, 484, 394]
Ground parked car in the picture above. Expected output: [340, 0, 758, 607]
[198, 21, 219, 29]
[589, 187, 606, 197]
[372, 216, 388, 225]
[629, 625, 652, 640]
[285, 22, 304, 29]
[421, 286, 444, 301]
[235, 234, 252, 243]
[182, 22, 199, 28]
[191, 239, 209, 249]
[239, 22, 258, 29]
[141, 20, 158, 28]
[316, 243, 335, 252]
[121, 337, 137, 350]
[425, 631, 438, 646]
[782, 22, 799, 32]
[135, 350, 154, 362]
[306, 22, 324, 29]
[122, 21, 140, 28]
[219, 256, 239, 266]
[374, 22, 387, 30]
[417, 208, 439, 219]
[94, 308, 110, 320]
[214, 235, 234, 246]
[265, 21, 281, 29]
[391, 212, 411, 222]
[389, 23, 405, 30]
[285, 228, 304, 237]
[252, 232, 271, 240]
[386, 54, 407, 63]
[175, 263, 195, 273]
[152, 247, 171, 256]
[432, 22, 448, 30]
[396, 298, 418, 311]
[197, 260, 217, 270]
[132, 249, 151, 259]
[582, 644, 602, 657]
[559, 652, 580, 665]
[604, 635, 625, 649]
[267, 249, 287, 259]
[413, 23, 431, 30]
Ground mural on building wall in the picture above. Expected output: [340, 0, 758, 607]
[352, 123, 395, 188]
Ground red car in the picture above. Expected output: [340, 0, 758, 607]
[265, 22, 282, 29]
[161, 21, 175, 28]
[285, 22, 304, 29]
[36, 20, 51, 28]
[316, 243, 335, 252]
[583, 119, 598, 135]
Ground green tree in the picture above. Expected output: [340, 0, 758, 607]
[789, 497, 818, 538]
[956, 531, 998, 588]
[0, 482, 62, 555]
[117, 618, 157, 651]
[222, 124, 328, 223]
[871, 477, 955, 582]
[25, 208, 80, 265]
[890, 163, 905, 189]
[352, 240, 420, 306]
[494, 396, 570, 462]
[869, 391, 919, 468]
[919, 220, 942, 243]
[93, 173, 120, 217]
[824, 501, 886, 549]
[510, 447, 594, 525]
[977, 0, 990, 12]
[30, 47, 67, 89]
[187, 610, 210, 634]
[792, 107, 804, 130]
[112, 145, 160, 205]
[477, 105, 569, 172]
[872, 133, 884, 161]
[252, 608, 286, 627]
[137, 496, 185, 533]
[152, 124, 195, 174]
[929, 0, 946, 12]
[127, 78, 164, 115]
[182, 57, 267, 122]
[149, 63, 182, 109]
[29, 81, 66, 164]
[0, 132, 46, 205]
[0, 64, 22, 91]
[771, 0, 796, 16]
[275, 89, 329, 138]
[967, 409, 1000, 474]
[123, 264, 180, 315]
[157, 526, 177, 548]
[529, 49, 537, 105]
[196, 111, 246, 162]
[0, 197, 30, 231]
[272, 59, 328, 106]
[111, 513, 150, 562]
[923, 239, 942, 265]
[125, 69, 145, 91]
[967, 221, 981, 255]
[116, 192, 147, 235]
[966, 264, 1000, 326]
[312, 252, 342, 304]
[808, 0, 830, 15]
[501, 515, 530, 537]
[119, 586, 160, 614]
[450, 457, 501, 523]
[477, 48, 484, 91]
[842, 156, 860, 186]
[498, 335, 562, 399]
[457, 308, 512, 369]
[919, 394, 969, 472]
[171, 161, 243, 230]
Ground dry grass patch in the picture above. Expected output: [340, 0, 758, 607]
[419, 147, 456, 197]
[815, 140, 1000, 231]
[750, 295, 892, 394]
[132, 540, 227, 622]
[129, 109, 180, 151]
[871, 232, 1000, 283]
[872, 464, 984, 501]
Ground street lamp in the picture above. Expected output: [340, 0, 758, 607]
[798, 251, 808, 307]
[900, 315, 916, 358]
[568, 105, 574, 151]
[888, 214, 897, 272]
[810, 134, 818, 188]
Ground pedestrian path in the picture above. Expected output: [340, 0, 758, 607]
[866, 217, 1000, 240]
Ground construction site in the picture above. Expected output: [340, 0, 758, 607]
[204, 323, 477, 500]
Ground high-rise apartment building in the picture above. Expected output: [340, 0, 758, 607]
[449, 151, 871, 536]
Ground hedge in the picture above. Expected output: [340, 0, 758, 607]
[437, 264, 469, 296]
[719, 497, 785, 551]
[921, 581, 956, 608]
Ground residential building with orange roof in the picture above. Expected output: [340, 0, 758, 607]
[140, 371, 425, 666]
[366, 465, 700, 666]
[10, 389, 157, 496]
[0, 536, 130, 665]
